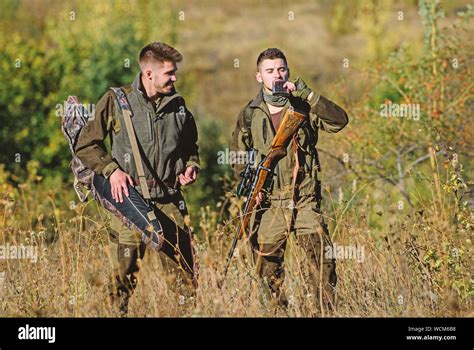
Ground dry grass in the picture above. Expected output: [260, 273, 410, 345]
[0, 169, 471, 317]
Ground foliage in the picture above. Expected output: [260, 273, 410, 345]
[0, 0, 177, 180]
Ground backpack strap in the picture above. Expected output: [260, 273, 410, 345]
[110, 88, 154, 211]
[242, 103, 254, 148]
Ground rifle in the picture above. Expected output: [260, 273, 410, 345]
[222, 106, 307, 281]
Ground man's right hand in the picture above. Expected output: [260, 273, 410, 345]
[109, 169, 134, 203]
[255, 191, 265, 206]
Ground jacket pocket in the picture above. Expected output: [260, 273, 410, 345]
[262, 119, 268, 144]
[147, 113, 154, 142]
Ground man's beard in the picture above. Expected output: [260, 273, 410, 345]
[158, 82, 174, 93]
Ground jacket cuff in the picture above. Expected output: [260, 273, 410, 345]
[308, 92, 321, 109]
[102, 162, 119, 179]
[186, 159, 201, 171]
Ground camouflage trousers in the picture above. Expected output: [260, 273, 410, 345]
[106, 192, 197, 316]
[250, 194, 337, 314]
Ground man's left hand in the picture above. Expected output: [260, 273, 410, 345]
[290, 78, 314, 101]
[179, 166, 198, 186]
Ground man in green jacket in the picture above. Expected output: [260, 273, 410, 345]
[231, 48, 348, 314]
[76, 42, 200, 315]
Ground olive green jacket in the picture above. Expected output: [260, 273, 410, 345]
[231, 86, 348, 200]
[75, 73, 200, 199]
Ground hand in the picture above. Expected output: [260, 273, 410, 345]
[283, 81, 297, 93]
[255, 191, 265, 206]
[291, 77, 313, 101]
[179, 166, 198, 186]
[109, 169, 134, 203]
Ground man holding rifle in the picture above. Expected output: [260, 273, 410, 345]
[231, 48, 349, 313]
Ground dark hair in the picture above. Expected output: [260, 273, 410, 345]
[139, 42, 183, 66]
[256, 48, 287, 68]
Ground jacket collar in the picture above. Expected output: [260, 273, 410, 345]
[249, 88, 265, 108]
[249, 88, 274, 119]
